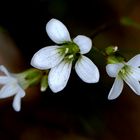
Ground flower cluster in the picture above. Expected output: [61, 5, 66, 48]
[31, 19, 99, 93]
[0, 66, 41, 111]
[0, 18, 140, 111]
[0, 65, 25, 111]
[106, 54, 140, 99]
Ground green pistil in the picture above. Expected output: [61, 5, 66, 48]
[62, 42, 80, 54]
[59, 41, 80, 62]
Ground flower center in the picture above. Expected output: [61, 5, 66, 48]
[59, 42, 80, 61]
[118, 65, 132, 78]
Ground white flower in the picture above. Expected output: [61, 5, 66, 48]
[106, 54, 140, 100]
[31, 18, 99, 93]
[0, 65, 25, 111]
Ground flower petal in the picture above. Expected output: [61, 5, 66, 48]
[106, 63, 124, 78]
[12, 88, 25, 112]
[0, 65, 10, 76]
[0, 76, 14, 84]
[108, 77, 124, 100]
[124, 75, 140, 95]
[17, 86, 25, 97]
[127, 54, 140, 67]
[46, 18, 71, 44]
[75, 55, 99, 83]
[0, 84, 18, 98]
[31, 46, 64, 70]
[73, 35, 92, 54]
[48, 61, 72, 93]
[130, 67, 140, 81]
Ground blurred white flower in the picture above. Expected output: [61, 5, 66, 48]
[0, 65, 25, 111]
[106, 54, 140, 99]
[31, 18, 99, 93]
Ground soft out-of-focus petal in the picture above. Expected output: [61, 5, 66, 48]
[12, 88, 25, 112]
[12, 94, 21, 112]
[106, 63, 123, 78]
[73, 35, 92, 54]
[31, 46, 63, 70]
[17, 87, 25, 97]
[46, 19, 71, 44]
[0, 65, 10, 76]
[0, 84, 17, 98]
[75, 55, 99, 83]
[0, 76, 14, 84]
[48, 61, 72, 93]
[127, 54, 140, 67]
[124, 75, 140, 95]
[108, 77, 124, 100]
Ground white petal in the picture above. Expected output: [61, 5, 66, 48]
[106, 63, 124, 78]
[0, 65, 10, 76]
[124, 75, 140, 95]
[48, 61, 72, 93]
[0, 76, 14, 84]
[46, 18, 71, 44]
[0, 84, 18, 98]
[17, 86, 25, 97]
[31, 46, 64, 70]
[73, 35, 92, 54]
[75, 55, 99, 83]
[108, 77, 124, 100]
[130, 67, 140, 81]
[12, 89, 25, 112]
[127, 54, 140, 67]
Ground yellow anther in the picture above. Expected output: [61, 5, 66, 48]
[65, 48, 69, 54]
[68, 55, 74, 59]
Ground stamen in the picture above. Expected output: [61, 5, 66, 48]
[119, 65, 132, 78]
[68, 55, 73, 59]
[120, 69, 125, 74]
[65, 48, 69, 54]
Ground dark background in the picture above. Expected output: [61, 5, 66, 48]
[0, 0, 118, 61]
[0, 0, 140, 139]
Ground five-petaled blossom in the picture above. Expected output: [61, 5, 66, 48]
[31, 18, 100, 93]
[106, 54, 140, 100]
[0, 65, 25, 111]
